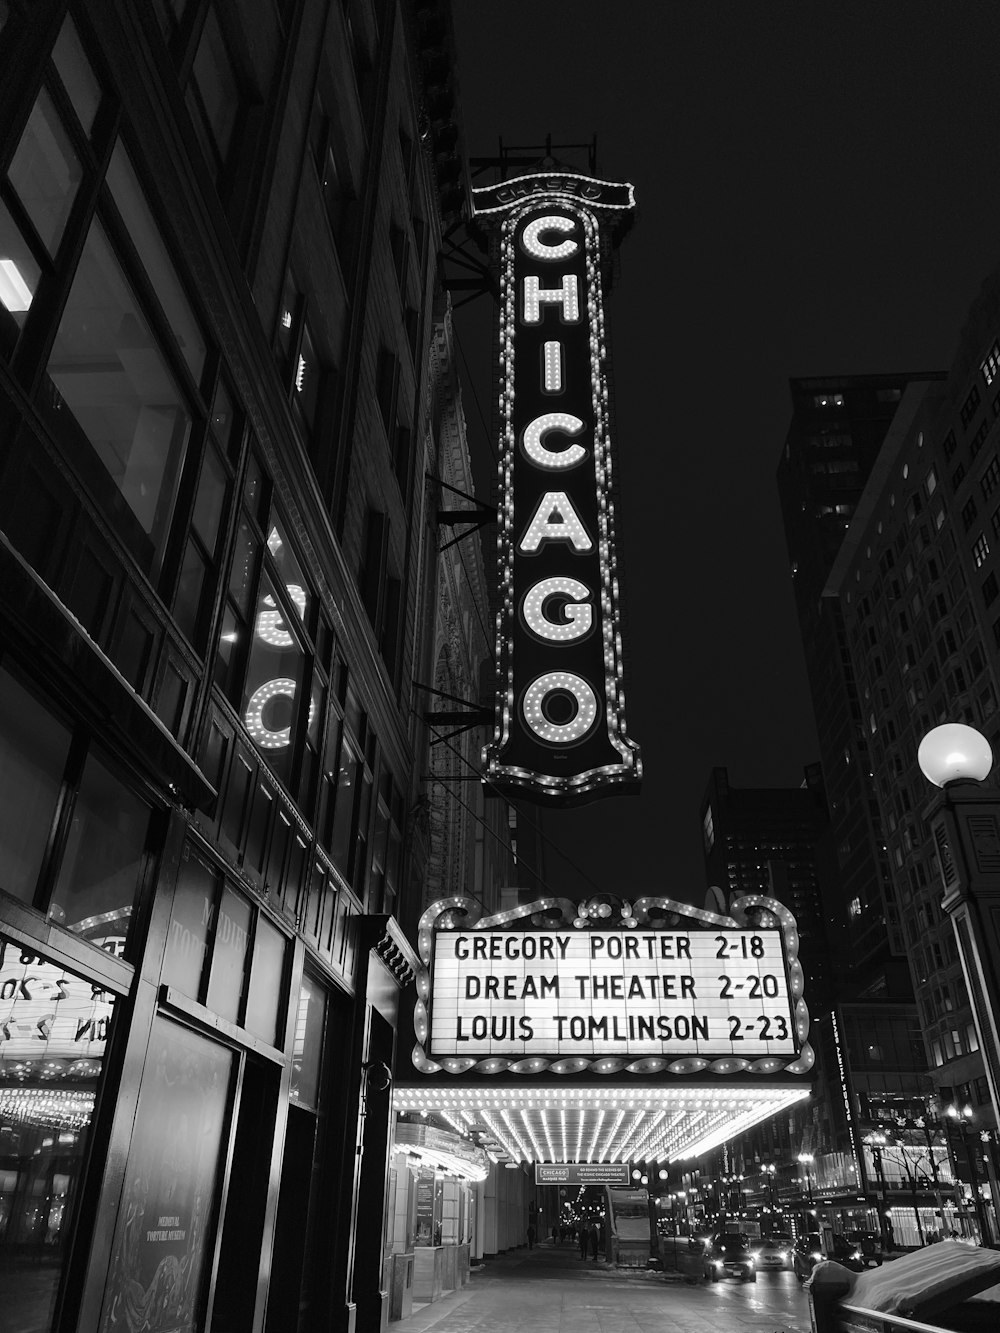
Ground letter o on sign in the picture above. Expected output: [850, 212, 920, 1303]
[522, 672, 598, 744]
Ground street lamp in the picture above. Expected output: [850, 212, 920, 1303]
[761, 1162, 777, 1215]
[918, 725, 1000, 1120]
[797, 1153, 815, 1228]
[944, 1103, 992, 1244]
[861, 1131, 894, 1252]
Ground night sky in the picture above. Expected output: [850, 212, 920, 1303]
[449, 1, 1000, 905]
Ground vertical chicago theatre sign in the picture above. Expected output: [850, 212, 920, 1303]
[472, 172, 642, 805]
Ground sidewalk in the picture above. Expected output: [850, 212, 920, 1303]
[389, 1239, 812, 1332]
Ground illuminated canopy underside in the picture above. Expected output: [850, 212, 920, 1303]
[393, 1083, 808, 1166]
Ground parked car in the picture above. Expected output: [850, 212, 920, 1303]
[754, 1233, 793, 1270]
[703, 1232, 757, 1282]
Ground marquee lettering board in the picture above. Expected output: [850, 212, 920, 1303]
[429, 929, 797, 1060]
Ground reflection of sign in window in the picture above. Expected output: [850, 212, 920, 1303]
[0, 936, 118, 1064]
[241, 523, 313, 777]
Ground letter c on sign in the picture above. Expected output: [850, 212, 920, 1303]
[522, 672, 598, 744]
[520, 215, 579, 261]
[521, 413, 586, 470]
[522, 578, 593, 642]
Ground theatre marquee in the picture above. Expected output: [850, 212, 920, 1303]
[410, 893, 812, 1080]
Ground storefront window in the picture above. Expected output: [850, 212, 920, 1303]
[0, 666, 72, 906]
[0, 933, 118, 1329]
[289, 974, 326, 1109]
[48, 752, 153, 939]
[45, 216, 192, 578]
[244, 915, 285, 1047]
[205, 885, 251, 1024]
[161, 851, 217, 999]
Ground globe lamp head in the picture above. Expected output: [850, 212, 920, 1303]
[917, 723, 993, 787]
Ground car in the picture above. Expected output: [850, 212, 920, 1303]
[792, 1232, 825, 1281]
[753, 1233, 793, 1270]
[703, 1232, 757, 1282]
[792, 1230, 883, 1281]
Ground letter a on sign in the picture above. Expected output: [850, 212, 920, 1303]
[471, 171, 642, 805]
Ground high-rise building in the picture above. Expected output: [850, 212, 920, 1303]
[0, 2, 514, 1328]
[777, 372, 944, 994]
[700, 764, 835, 1009]
[823, 273, 1000, 1166]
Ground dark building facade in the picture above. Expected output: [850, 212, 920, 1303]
[821, 275, 1000, 1232]
[700, 763, 835, 1009]
[0, 2, 515, 1330]
[776, 372, 943, 994]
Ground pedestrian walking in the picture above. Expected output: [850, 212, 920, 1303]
[579, 1224, 589, 1258]
[527, 1221, 536, 1249]
[589, 1221, 599, 1260]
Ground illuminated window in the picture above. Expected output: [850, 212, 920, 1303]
[702, 805, 715, 853]
[926, 468, 937, 496]
[973, 532, 991, 569]
[983, 341, 1000, 385]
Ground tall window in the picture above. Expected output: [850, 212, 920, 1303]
[0, 13, 102, 352]
[0, 663, 155, 951]
[35, 133, 211, 582]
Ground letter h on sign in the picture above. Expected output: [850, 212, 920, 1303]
[472, 174, 641, 806]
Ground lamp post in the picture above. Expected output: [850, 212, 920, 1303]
[918, 726, 1000, 1117]
[918, 723, 1000, 1245]
[762, 1162, 777, 1219]
[861, 1131, 894, 1252]
[797, 1153, 814, 1229]
[945, 1103, 991, 1244]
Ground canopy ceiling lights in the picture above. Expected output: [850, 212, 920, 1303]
[393, 1084, 808, 1166]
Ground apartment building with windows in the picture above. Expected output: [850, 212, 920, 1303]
[0, 2, 515, 1330]
[823, 272, 1000, 1152]
[777, 372, 944, 996]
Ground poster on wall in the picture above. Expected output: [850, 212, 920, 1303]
[100, 1016, 234, 1333]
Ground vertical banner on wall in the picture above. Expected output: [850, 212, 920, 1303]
[472, 173, 641, 805]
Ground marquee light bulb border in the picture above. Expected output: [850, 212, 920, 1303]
[472, 174, 641, 804]
[409, 894, 813, 1079]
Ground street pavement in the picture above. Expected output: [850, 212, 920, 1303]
[390, 1239, 813, 1332]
